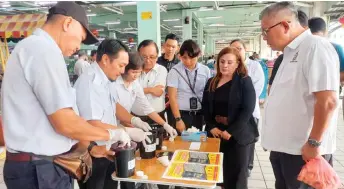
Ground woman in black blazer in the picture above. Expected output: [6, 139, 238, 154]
[202, 47, 258, 189]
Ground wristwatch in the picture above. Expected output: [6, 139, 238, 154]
[175, 117, 182, 122]
[88, 141, 97, 152]
[308, 138, 322, 147]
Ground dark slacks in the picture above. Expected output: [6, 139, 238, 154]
[4, 159, 73, 189]
[248, 118, 259, 172]
[221, 138, 252, 189]
[269, 151, 333, 189]
[78, 157, 134, 189]
[134, 110, 166, 124]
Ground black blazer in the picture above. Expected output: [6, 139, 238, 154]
[202, 72, 259, 145]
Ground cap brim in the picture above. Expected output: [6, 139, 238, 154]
[82, 25, 99, 45]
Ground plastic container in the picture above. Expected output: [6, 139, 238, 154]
[111, 141, 137, 178]
[150, 123, 164, 150]
[139, 131, 156, 159]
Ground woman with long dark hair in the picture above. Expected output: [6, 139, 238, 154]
[202, 47, 258, 189]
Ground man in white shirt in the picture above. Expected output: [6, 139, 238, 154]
[131, 40, 168, 122]
[260, 2, 339, 188]
[74, 50, 90, 76]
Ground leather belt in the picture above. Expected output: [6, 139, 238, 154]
[6, 151, 43, 162]
[180, 110, 202, 116]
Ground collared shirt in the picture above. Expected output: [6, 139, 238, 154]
[74, 59, 90, 76]
[113, 76, 155, 121]
[131, 64, 167, 115]
[167, 62, 211, 111]
[246, 59, 265, 119]
[74, 63, 117, 126]
[1, 28, 78, 156]
[262, 30, 339, 155]
[157, 54, 180, 72]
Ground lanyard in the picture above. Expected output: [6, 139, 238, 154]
[185, 69, 198, 91]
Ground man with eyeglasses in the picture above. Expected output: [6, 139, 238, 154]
[260, 2, 339, 189]
[131, 40, 168, 124]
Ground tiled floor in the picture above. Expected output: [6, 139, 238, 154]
[1, 106, 344, 189]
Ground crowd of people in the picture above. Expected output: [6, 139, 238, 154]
[1, 1, 344, 189]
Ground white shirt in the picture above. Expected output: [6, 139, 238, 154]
[1, 28, 78, 156]
[74, 59, 90, 76]
[113, 76, 155, 122]
[74, 63, 117, 126]
[262, 30, 339, 155]
[132, 64, 167, 115]
[246, 59, 265, 119]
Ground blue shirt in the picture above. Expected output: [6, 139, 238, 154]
[1, 28, 78, 155]
[167, 62, 211, 111]
[331, 43, 344, 72]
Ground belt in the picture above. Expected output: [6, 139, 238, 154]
[6, 151, 43, 162]
[180, 110, 202, 116]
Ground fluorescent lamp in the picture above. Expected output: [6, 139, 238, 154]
[122, 41, 127, 43]
[173, 26, 182, 28]
[96, 29, 104, 32]
[35, 1, 57, 6]
[209, 24, 225, 27]
[199, 7, 213, 11]
[87, 13, 97, 17]
[163, 19, 180, 22]
[103, 7, 124, 15]
[203, 16, 222, 20]
[1, 4, 11, 8]
[105, 21, 121, 25]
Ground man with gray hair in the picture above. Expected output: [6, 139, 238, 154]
[74, 50, 90, 76]
[260, 2, 339, 188]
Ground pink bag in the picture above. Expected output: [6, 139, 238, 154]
[298, 156, 341, 189]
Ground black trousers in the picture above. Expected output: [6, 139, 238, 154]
[78, 157, 134, 189]
[4, 159, 73, 189]
[269, 151, 333, 189]
[248, 119, 259, 171]
[134, 110, 166, 124]
[221, 138, 252, 189]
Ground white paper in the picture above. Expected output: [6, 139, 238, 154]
[189, 142, 201, 150]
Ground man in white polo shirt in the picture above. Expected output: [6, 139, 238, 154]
[260, 2, 339, 188]
[131, 40, 168, 122]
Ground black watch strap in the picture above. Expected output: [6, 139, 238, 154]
[175, 117, 182, 122]
[308, 139, 321, 147]
[88, 141, 97, 152]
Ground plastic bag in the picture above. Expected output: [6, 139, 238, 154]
[298, 156, 341, 189]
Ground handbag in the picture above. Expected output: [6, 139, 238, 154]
[53, 142, 93, 183]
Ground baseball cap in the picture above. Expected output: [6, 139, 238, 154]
[48, 2, 98, 45]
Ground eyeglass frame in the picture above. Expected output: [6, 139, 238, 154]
[262, 21, 291, 37]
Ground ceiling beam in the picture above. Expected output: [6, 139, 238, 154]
[179, 2, 189, 8]
[214, 1, 220, 10]
[332, 4, 344, 8]
[324, 10, 344, 15]
[293, 2, 313, 8]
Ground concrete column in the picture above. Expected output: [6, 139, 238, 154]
[197, 23, 204, 48]
[182, 10, 193, 41]
[137, 1, 161, 50]
[109, 31, 117, 39]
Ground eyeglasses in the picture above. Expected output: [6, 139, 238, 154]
[262, 21, 291, 36]
[142, 56, 158, 60]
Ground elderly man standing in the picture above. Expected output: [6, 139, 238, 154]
[260, 2, 339, 189]
[1, 2, 129, 189]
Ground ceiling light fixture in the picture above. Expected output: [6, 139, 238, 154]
[34, 1, 57, 6]
[173, 26, 183, 28]
[209, 24, 225, 27]
[96, 29, 104, 32]
[105, 21, 121, 25]
[203, 16, 222, 19]
[103, 6, 124, 15]
[87, 13, 97, 17]
[1, 4, 11, 8]
[199, 7, 213, 11]
[163, 19, 180, 22]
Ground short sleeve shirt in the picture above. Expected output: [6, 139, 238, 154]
[1, 28, 78, 156]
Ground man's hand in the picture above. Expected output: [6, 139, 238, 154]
[215, 115, 228, 125]
[163, 123, 178, 138]
[149, 86, 164, 97]
[222, 131, 231, 140]
[301, 143, 320, 162]
[210, 128, 222, 138]
[131, 117, 152, 132]
[176, 120, 186, 133]
[125, 127, 152, 143]
[90, 145, 115, 161]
